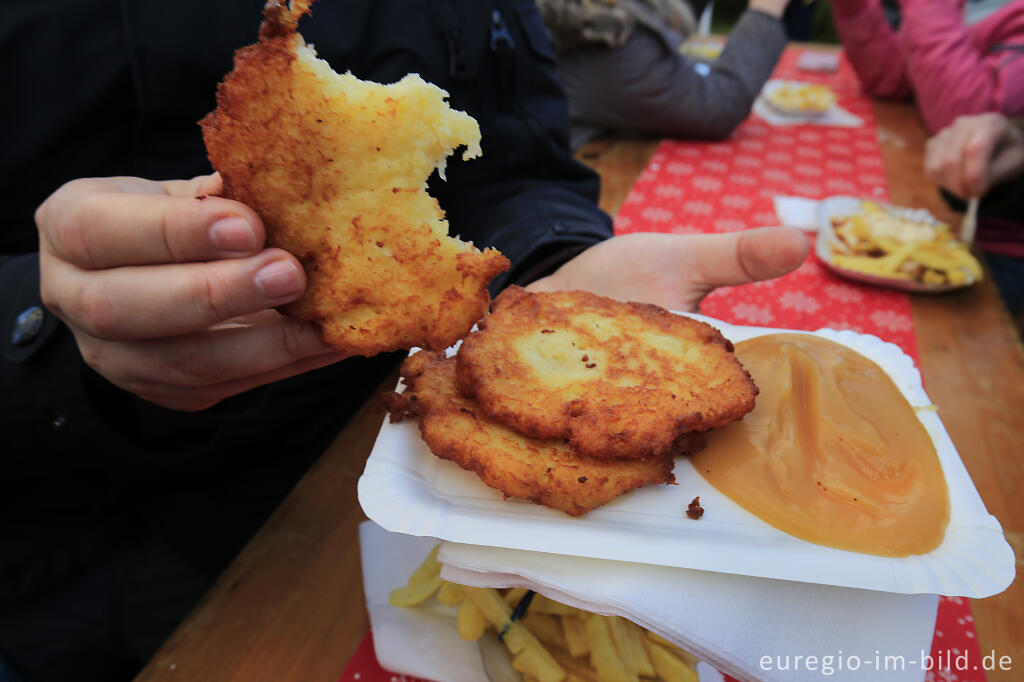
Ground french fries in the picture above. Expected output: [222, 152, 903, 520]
[458, 598, 487, 641]
[829, 201, 982, 286]
[387, 545, 443, 607]
[389, 545, 702, 682]
[644, 640, 700, 682]
[586, 615, 636, 682]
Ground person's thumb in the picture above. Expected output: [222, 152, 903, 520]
[695, 226, 809, 290]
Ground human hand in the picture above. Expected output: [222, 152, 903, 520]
[35, 174, 343, 412]
[526, 227, 809, 312]
[748, 0, 790, 19]
[925, 113, 1024, 198]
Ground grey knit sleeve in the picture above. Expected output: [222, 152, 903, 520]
[556, 9, 787, 143]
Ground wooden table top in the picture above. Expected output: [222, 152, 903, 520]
[136, 101, 1024, 682]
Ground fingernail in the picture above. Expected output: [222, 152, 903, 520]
[255, 259, 303, 302]
[210, 216, 257, 252]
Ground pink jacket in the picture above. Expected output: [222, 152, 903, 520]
[832, 0, 1024, 133]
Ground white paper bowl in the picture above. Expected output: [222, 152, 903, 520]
[358, 317, 1014, 598]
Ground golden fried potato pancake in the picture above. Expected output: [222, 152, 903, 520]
[456, 287, 757, 460]
[386, 351, 690, 517]
[201, 0, 509, 357]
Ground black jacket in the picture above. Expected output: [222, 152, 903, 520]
[0, 0, 612, 608]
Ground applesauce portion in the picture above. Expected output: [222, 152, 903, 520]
[692, 334, 949, 557]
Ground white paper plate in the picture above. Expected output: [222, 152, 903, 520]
[816, 196, 978, 292]
[358, 317, 1014, 598]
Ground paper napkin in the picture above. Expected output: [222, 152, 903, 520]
[439, 542, 938, 682]
[772, 195, 821, 231]
[360, 522, 487, 682]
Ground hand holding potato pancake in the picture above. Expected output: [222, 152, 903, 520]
[201, 0, 509, 357]
[35, 174, 343, 412]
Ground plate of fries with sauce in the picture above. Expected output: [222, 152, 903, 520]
[816, 197, 983, 292]
[389, 545, 707, 682]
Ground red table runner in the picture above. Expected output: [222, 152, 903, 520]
[338, 46, 985, 682]
[614, 49, 916, 357]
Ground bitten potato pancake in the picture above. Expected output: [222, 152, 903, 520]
[456, 287, 757, 460]
[201, 0, 509, 357]
[385, 351, 692, 516]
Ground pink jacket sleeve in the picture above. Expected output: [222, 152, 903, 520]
[833, 0, 1024, 133]
[832, 0, 912, 99]
[899, 0, 1024, 133]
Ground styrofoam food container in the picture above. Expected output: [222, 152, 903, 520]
[358, 316, 1014, 598]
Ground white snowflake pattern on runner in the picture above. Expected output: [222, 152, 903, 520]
[683, 200, 714, 215]
[733, 156, 762, 168]
[822, 282, 865, 302]
[825, 159, 854, 172]
[679, 147, 702, 157]
[707, 144, 733, 155]
[653, 184, 686, 198]
[738, 139, 766, 151]
[794, 163, 821, 177]
[826, 143, 851, 155]
[713, 218, 747, 232]
[693, 176, 724, 192]
[701, 159, 729, 172]
[721, 195, 753, 209]
[778, 290, 823, 313]
[745, 123, 769, 136]
[857, 173, 887, 186]
[766, 151, 793, 164]
[622, 191, 645, 206]
[731, 174, 759, 185]
[797, 131, 823, 143]
[666, 161, 695, 175]
[730, 302, 776, 324]
[753, 212, 778, 224]
[797, 258, 824, 275]
[825, 178, 858, 193]
[614, 215, 633, 230]
[773, 134, 796, 146]
[869, 309, 913, 332]
[819, 319, 865, 333]
[670, 224, 699, 234]
[640, 206, 675, 223]
[796, 146, 824, 158]
[793, 183, 823, 196]
[762, 168, 792, 182]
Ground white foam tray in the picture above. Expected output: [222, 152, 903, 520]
[358, 316, 1014, 598]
